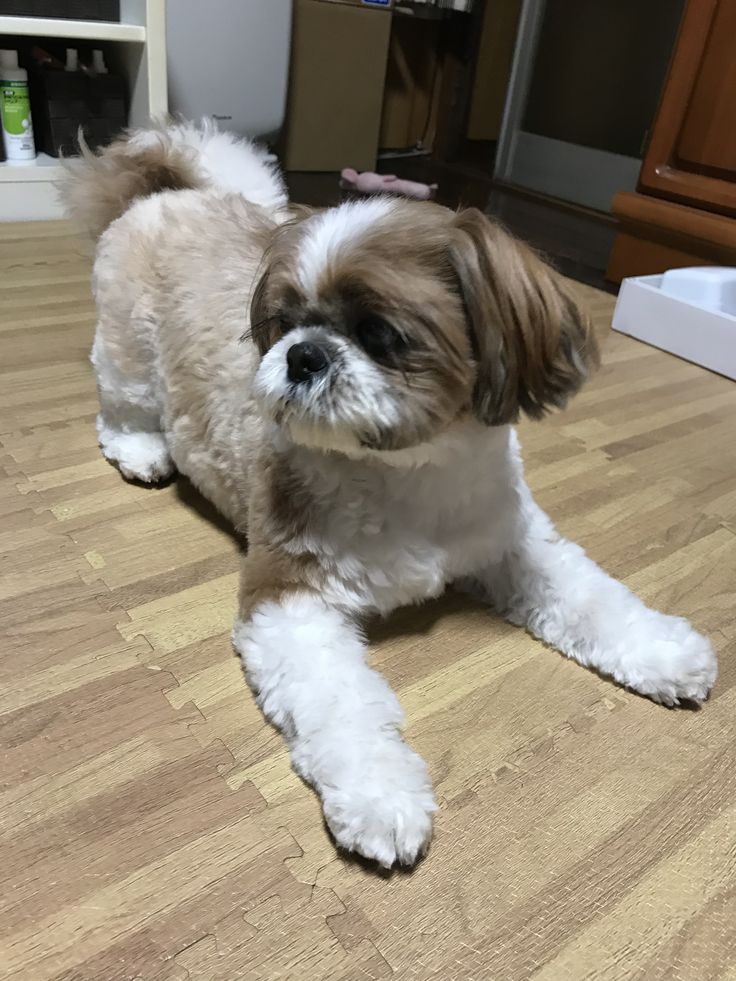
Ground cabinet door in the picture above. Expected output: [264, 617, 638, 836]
[639, 0, 736, 216]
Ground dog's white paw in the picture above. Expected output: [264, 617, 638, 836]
[98, 422, 174, 484]
[322, 742, 436, 868]
[617, 615, 717, 706]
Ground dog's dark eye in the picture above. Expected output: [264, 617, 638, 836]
[355, 316, 406, 362]
[278, 315, 295, 334]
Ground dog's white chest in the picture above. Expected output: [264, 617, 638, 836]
[311, 424, 521, 612]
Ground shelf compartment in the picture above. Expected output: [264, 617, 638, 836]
[0, 14, 145, 42]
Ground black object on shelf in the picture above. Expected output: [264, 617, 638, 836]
[0, 1, 120, 21]
[31, 65, 127, 157]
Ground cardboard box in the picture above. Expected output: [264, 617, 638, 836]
[281, 0, 393, 171]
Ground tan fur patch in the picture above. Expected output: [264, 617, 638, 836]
[61, 126, 205, 239]
[237, 545, 319, 620]
[239, 454, 322, 618]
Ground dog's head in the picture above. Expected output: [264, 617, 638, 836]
[250, 198, 598, 455]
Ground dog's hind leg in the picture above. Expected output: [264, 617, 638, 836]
[96, 421, 173, 484]
[91, 312, 174, 484]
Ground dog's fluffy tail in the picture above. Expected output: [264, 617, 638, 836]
[61, 119, 288, 239]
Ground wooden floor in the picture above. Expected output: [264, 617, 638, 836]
[2, 220, 735, 981]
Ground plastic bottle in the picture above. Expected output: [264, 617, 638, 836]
[92, 50, 108, 75]
[65, 48, 79, 72]
[0, 49, 36, 162]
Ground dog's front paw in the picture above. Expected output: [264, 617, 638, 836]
[619, 615, 717, 706]
[322, 741, 436, 868]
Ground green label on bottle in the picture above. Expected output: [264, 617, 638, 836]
[1, 79, 32, 137]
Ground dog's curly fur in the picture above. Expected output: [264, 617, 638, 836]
[64, 122, 717, 868]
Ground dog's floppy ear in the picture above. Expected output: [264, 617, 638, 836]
[248, 263, 275, 356]
[449, 208, 599, 425]
[248, 213, 314, 355]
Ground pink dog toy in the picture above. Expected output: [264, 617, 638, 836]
[340, 167, 438, 201]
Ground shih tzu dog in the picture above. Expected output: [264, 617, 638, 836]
[65, 122, 717, 868]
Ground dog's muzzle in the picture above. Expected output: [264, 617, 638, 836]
[287, 341, 330, 383]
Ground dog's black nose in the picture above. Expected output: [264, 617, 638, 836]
[287, 342, 329, 383]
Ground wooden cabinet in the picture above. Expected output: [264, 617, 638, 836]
[607, 0, 736, 282]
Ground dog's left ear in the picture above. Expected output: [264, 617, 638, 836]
[449, 207, 599, 425]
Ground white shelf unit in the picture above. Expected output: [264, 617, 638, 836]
[0, 15, 146, 42]
[0, 0, 167, 220]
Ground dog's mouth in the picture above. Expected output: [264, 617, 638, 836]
[253, 327, 410, 455]
[254, 360, 358, 449]
[257, 365, 334, 418]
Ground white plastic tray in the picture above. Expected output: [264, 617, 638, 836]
[612, 270, 736, 381]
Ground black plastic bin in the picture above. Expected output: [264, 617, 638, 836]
[0, 2, 120, 20]
[31, 66, 127, 156]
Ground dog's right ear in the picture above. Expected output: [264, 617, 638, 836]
[248, 263, 276, 356]
[248, 214, 314, 354]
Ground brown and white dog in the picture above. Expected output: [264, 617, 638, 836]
[64, 122, 717, 868]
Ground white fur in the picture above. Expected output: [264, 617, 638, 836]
[470, 432, 717, 706]
[80, 130, 718, 868]
[254, 325, 402, 455]
[233, 595, 436, 867]
[239, 422, 716, 690]
[97, 420, 173, 483]
[297, 197, 395, 296]
[118, 192, 166, 233]
[232, 426, 716, 863]
[130, 119, 288, 213]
